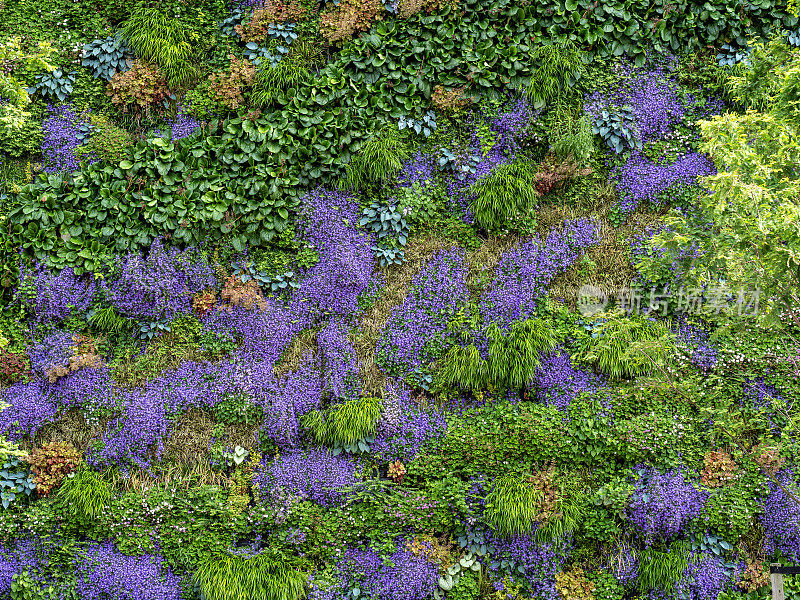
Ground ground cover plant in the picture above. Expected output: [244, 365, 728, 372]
[1, 0, 800, 598]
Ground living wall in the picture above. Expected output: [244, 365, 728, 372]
[1, 0, 800, 598]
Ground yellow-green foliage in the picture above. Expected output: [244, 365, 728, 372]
[56, 465, 111, 521]
[485, 475, 542, 536]
[468, 159, 538, 232]
[441, 318, 556, 391]
[555, 568, 595, 600]
[121, 6, 196, 87]
[193, 552, 307, 600]
[302, 396, 383, 447]
[575, 312, 672, 380]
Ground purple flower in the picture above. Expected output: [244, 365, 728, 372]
[627, 467, 707, 546]
[16, 262, 97, 324]
[75, 542, 183, 600]
[41, 103, 98, 173]
[102, 239, 216, 321]
[760, 472, 800, 561]
[255, 448, 358, 507]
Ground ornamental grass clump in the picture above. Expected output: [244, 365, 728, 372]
[193, 551, 307, 600]
[485, 475, 542, 536]
[301, 396, 382, 452]
[468, 159, 538, 232]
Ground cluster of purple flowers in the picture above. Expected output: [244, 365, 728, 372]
[611, 152, 714, 216]
[376, 248, 469, 377]
[102, 239, 216, 321]
[41, 103, 98, 173]
[674, 319, 718, 371]
[292, 189, 375, 320]
[0, 539, 48, 597]
[17, 262, 97, 324]
[317, 319, 360, 401]
[28, 328, 74, 378]
[760, 473, 800, 561]
[254, 448, 358, 507]
[372, 382, 447, 462]
[479, 218, 600, 326]
[674, 552, 740, 600]
[75, 542, 183, 600]
[333, 545, 439, 600]
[152, 111, 203, 141]
[533, 351, 603, 412]
[627, 467, 707, 546]
[488, 531, 572, 600]
[258, 355, 323, 448]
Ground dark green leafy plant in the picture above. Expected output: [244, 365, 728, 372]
[0, 458, 36, 509]
[468, 159, 538, 231]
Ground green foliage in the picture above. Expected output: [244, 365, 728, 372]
[485, 474, 541, 536]
[591, 105, 641, 154]
[55, 465, 111, 523]
[193, 550, 307, 600]
[637, 543, 690, 593]
[0, 37, 55, 132]
[250, 39, 319, 108]
[727, 35, 800, 112]
[467, 159, 538, 232]
[0, 457, 36, 509]
[344, 127, 411, 191]
[10, 571, 55, 600]
[446, 567, 480, 600]
[29, 68, 76, 103]
[526, 42, 587, 109]
[77, 114, 135, 164]
[549, 107, 594, 165]
[441, 318, 556, 391]
[302, 396, 382, 453]
[587, 571, 624, 600]
[213, 395, 264, 426]
[573, 312, 673, 380]
[0, 117, 43, 158]
[121, 5, 196, 88]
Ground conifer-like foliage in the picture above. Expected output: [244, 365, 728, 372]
[302, 396, 383, 447]
[121, 5, 195, 88]
[485, 475, 542, 536]
[468, 159, 539, 231]
[441, 318, 556, 391]
[344, 128, 411, 191]
[193, 552, 307, 600]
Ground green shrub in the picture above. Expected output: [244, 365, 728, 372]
[343, 127, 411, 191]
[468, 159, 538, 232]
[55, 465, 111, 523]
[440, 318, 556, 392]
